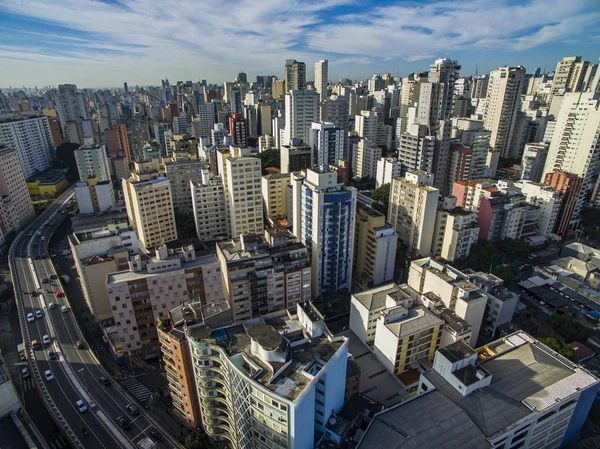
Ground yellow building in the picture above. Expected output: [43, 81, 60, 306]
[354, 201, 397, 288]
[261, 173, 290, 221]
[26, 169, 68, 197]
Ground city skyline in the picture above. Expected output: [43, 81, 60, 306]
[1, 0, 599, 88]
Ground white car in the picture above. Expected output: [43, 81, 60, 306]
[27, 313, 35, 322]
[44, 370, 54, 381]
[42, 334, 51, 345]
[60, 305, 68, 313]
[35, 310, 43, 319]
[41, 236, 46, 241]
[75, 400, 88, 413]
[48, 302, 55, 309]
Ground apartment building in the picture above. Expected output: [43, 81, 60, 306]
[122, 175, 177, 251]
[387, 170, 439, 257]
[353, 140, 382, 180]
[217, 146, 264, 237]
[376, 157, 402, 188]
[157, 300, 231, 428]
[69, 212, 138, 323]
[190, 169, 228, 242]
[291, 168, 357, 297]
[354, 200, 397, 288]
[433, 197, 479, 262]
[408, 257, 487, 346]
[217, 233, 311, 323]
[261, 173, 290, 222]
[308, 122, 344, 170]
[73, 144, 115, 214]
[163, 151, 203, 211]
[515, 180, 561, 238]
[0, 114, 56, 179]
[0, 145, 35, 236]
[280, 144, 312, 173]
[187, 303, 348, 449]
[105, 244, 225, 358]
[359, 333, 600, 449]
[283, 90, 319, 146]
[521, 142, 549, 183]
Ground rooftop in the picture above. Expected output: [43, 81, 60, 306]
[352, 283, 414, 311]
[438, 341, 476, 363]
[384, 306, 443, 338]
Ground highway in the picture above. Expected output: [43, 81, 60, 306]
[10, 189, 179, 449]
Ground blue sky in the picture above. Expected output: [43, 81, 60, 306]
[0, 0, 599, 88]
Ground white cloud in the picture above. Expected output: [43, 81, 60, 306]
[0, 0, 598, 86]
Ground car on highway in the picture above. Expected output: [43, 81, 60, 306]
[42, 334, 51, 345]
[55, 291, 64, 298]
[49, 274, 57, 280]
[28, 231, 33, 236]
[48, 302, 55, 309]
[31, 340, 41, 350]
[126, 404, 140, 416]
[26, 313, 35, 322]
[36, 231, 41, 236]
[31, 291, 38, 297]
[76, 340, 85, 349]
[41, 278, 49, 284]
[98, 376, 110, 386]
[44, 370, 54, 381]
[41, 236, 46, 241]
[47, 351, 57, 360]
[60, 305, 68, 313]
[21, 367, 30, 379]
[116, 416, 130, 430]
[148, 428, 163, 442]
[75, 400, 88, 413]
[35, 310, 43, 319]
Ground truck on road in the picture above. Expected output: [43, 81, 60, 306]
[60, 274, 70, 284]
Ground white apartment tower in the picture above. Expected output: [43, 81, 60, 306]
[283, 90, 320, 146]
[315, 59, 328, 102]
[0, 145, 35, 233]
[483, 66, 527, 157]
[74, 144, 111, 182]
[308, 122, 344, 170]
[355, 110, 379, 142]
[354, 140, 382, 180]
[376, 157, 402, 188]
[284, 59, 306, 92]
[542, 92, 600, 229]
[0, 115, 56, 179]
[191, 169, 228, 242]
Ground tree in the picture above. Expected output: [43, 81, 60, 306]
[54, 142, 80, 182]
[174, 209, 197, 239]
[539, 337, 574, 359]
[550, 314, 587, 342]
[372, 183, 390, 210]
[185, 430, 211, 449]
[463, 239, 497, 271]
[492, 266, 516, 284]
[247, 136, 258, 148]
[257, 148, 280, 175]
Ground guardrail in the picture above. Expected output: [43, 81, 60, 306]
[9, 229, 83, 449]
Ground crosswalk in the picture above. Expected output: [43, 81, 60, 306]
[119, 377, 153, 404]
[22, 376, 36, 393]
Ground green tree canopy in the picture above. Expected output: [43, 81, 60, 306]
[550, 314, 587, 342]
[372, 183, 390, 209]
[257, 148, 280, 175]
[539, 337, 574, 359]
[174, 209, 197, 240]
[54, 142, 80, 182]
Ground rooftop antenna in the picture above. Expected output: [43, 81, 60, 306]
[475, 65, 478, 78]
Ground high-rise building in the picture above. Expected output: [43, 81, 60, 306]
[376, 157, 402, 188]
[0, 114, 56, 179]
[433, 196, 479, 262]
[314, 59, 328, 102]
[187, 304, 348, 448]
[308, 122, 344, 170]
[106, 244, 225, 358]
[544, 171, 583, 237]
[55, 84, 84, 144]
[398, 124, 436, 174]
[355, 110, 379, 142]
[552, 56, 589, 97]
[258, 104, 272, 136]
[261, 173, 290, 221]
[196, 103, 215, 139]
[291, 168, 357, 297]
[217, 147, 264, 236]
[483, 66, 526, 157]
[388, 170, 439, 257]
[284, 59, 306, 92]
[73, 144, 115, 214]
[271, 79, 286, 99]
[217, 233, 311, 322]
[542, 92, 600, 230]
[521, 142, 549, 183]
[283, 90, 319, 146]
[0, 145, 35, 235]
[280, 144, 312, 173]
[105, 123, 131, 163]
[191, 169, 228, 242]
[163, 152, 203, 211]
[354, 199, 397, 288]
[122, 176, 178, 250]
[515, 180, 561, 238]
[74, 144, 111, 182]
[353, 139, 382, 180]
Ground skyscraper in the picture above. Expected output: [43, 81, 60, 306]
[284, 59, 306, 92]
[483, 66, 526, 158]
[55, 84, 84, 144]
[308, 122, 344, 170]
[0, 145, 35, 232]
[315, 59, 328, 102]
[551, 56, 589, 97]
[228, 113, 248, 147]
[283, 89, 319, 146]
[291, 168, 357, 297]
[542, 92, 600, 230]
